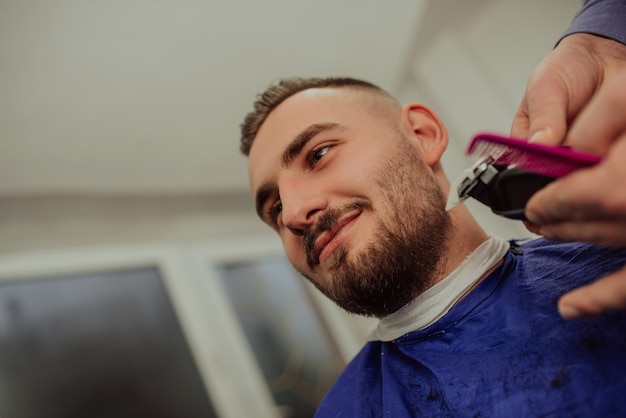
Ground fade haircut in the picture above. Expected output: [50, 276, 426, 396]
[239, 77, 398, 156]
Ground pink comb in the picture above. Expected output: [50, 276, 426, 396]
[467, 133, 601, 178]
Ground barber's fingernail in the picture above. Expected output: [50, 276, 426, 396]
[558, 304, 582, 319]
[539, 227, 555, 240]
[525, 211, 547, 228]
[529, 129, 548, 143]
[525, 210, 539, 224]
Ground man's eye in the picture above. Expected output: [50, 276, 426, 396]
[308, 146, 330, 165]
[269, 201, 282, 224]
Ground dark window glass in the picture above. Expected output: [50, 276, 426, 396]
[0, 267, 217, 418]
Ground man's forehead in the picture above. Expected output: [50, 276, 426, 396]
[266, 87, 356, 124]
[258, 86, 373, 139]
[250, 88, 352, 155]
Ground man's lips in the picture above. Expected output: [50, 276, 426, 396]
[310, 211, 361, 266]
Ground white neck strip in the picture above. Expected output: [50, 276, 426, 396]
[369, 235, 509, 342]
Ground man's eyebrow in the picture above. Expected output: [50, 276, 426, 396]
[281, 122, 341, 168]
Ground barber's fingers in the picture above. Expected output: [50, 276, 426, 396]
[558, 266, 626, 319]
[526, 139, 626, 226]
[525, 169, 610, 224]
[536, 220, 626, 248]
[510, 79, 569, 145]
[566, 70, 626, 154]
[509, 105, 530, 140]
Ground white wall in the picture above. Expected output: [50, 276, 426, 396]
[0, 0, 583, 252]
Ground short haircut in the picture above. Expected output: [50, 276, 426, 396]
[239, 77, 396, 156]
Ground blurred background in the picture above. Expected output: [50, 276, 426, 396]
[0, 0, 580, 416]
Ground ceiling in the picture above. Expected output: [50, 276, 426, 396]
[0, 0, 582, 250]
[0, 0, 426, 197]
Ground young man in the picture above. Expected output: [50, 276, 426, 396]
[240, 77, 626, 416]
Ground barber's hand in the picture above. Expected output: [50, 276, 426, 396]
[524, 72, 626, 244]
[511, 33, 626, 146]
[511, 33, 626, 319]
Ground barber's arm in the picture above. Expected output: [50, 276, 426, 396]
[510, 0, 626, 318]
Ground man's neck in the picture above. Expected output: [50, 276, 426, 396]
[433, 205, 490, 288]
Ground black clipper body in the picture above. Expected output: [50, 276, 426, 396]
[452, 160, 555, 220]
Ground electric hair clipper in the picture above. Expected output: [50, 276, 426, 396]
[446, 133, 602, 220]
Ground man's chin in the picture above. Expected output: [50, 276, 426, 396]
[321, 246, 349, 275]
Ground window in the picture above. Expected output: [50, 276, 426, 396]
[0, 236, 374, 417]
[0, 266, 217, 418]
[216, 257, 343, 417]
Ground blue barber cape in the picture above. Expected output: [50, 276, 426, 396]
[315, 239, 626, 417]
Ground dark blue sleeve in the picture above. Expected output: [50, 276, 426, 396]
[559, 0, 626, 45]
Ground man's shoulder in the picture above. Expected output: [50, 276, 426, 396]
[507, 237, 626, 288]
[514, 237, 626, 261]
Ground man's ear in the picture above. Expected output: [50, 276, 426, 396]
[402, 103, 448, 167]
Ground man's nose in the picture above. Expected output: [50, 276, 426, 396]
[280, 184, 327, 236]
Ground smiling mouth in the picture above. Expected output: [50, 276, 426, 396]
[307, 211, 361, 268]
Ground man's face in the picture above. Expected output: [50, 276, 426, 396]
[248, 88, 450, 317]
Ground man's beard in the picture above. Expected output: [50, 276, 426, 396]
[298, 134, 451, 318]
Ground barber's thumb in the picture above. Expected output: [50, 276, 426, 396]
[558, 267, 626, 319]
[529, 127, 563, 146]
[526, 104, 568, 146]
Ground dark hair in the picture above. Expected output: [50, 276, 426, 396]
[239, 77, 391, 156]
